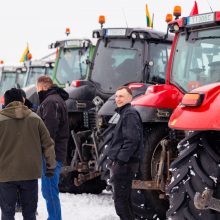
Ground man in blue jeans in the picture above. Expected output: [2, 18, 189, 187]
[37, 76, 69, 220]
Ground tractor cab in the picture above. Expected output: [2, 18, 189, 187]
[169, 12, 220, 93]
[132, 11, 220, 121]
[50, 39, 94, 87]
[0, 65, 27, 106]
[66, 27, 173, 128]
[91, 28, 173, 98]
[22, 59, 55, 105]
[24, 59, 55, 88]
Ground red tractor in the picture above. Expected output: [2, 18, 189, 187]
[166, 12, 220, 220]
[130, 7, 220, 220]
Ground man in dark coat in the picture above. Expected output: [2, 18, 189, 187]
[107, 86, 143, 220]
[0, 88, 56, 220]
[36, 76, 69, 220]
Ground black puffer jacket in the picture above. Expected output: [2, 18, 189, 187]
[37, 86, 69, 162]
[107, 103, 143, 163]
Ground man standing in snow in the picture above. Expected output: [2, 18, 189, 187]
[108, 86, 143, 220]
[37, 76, 69, 220]
[0, 88, 56, 220]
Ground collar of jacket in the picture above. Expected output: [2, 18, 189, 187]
[115, 103, 131, 114]
[0, 101, 32, 119]
[38, 87, 58, 104]
[38, 86, 69, 104]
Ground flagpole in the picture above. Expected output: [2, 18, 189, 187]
[151, 13, 154, 29]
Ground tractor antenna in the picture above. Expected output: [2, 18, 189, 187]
[206, 0, 213, 12]
[151, 13, 154, 29]
[121, 8, 128, 28]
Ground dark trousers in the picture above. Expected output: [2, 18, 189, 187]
[110, 163, 135, 220]
[0, 180, 38, 220]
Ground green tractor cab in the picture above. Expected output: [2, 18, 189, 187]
[49, 39, 95, 87]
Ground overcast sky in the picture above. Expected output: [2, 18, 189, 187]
[0, 0, 219, 64]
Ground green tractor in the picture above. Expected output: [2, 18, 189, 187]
[24, 38, 94, 107]
[50, 39, 95, 87]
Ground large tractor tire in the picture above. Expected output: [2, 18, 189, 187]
[166, 131, 220, 219]
[132, 124, 170, 219]
[98, 125, 116, 185]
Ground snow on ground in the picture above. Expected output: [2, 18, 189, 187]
[0, 181, 119, 220]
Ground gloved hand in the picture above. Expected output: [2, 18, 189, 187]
[45, 169, 55, 178]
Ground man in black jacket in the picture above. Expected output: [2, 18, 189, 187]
[36, 76, 69, 220]
[108, 86, 143, 220]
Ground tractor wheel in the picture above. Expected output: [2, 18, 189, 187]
[97, 125, 116, 185]
[59, 171, 106, 194]
[166, 131, 220, 219]
[132, 125, 170, 220]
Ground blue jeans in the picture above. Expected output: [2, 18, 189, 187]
[42, 160, 62, 220]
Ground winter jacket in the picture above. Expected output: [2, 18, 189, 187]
[107, 103, 143, 163]
[0, 101, 56, 182]
[37, 86, 69, 162]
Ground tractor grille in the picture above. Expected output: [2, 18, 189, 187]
[83, 108, 96, 129]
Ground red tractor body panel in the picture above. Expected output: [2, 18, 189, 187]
[169, 83, 220, 130]
[132, 84, 183, 109]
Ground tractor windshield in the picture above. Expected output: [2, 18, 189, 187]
[46, 66, 54, 76]
[0, 72, 17, 96]
[91, 39, 171, 93]
[171, 28, 220, 92]
[55, 47, 89, 85]
[25, 66, 53, 87]
[91, 39, 143, 93]
[17, 73, 26, 88]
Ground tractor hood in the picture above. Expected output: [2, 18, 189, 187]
[169, 83, 220, 131]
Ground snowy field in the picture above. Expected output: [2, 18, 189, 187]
[0, 181, 119, 220]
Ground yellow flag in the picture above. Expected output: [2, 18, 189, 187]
[20, 45, 29, 62]
[146, 4, 152, 28]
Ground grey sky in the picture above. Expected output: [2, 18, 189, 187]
[0, 0, 219, 63]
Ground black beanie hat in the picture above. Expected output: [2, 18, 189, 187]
[4, 88, 24, 106]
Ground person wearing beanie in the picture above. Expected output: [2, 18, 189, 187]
[15, 89, 38, 213]
[37, 76, 69, 220]
[0, 88, 56, 220]
[4, 88, 24, 106]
